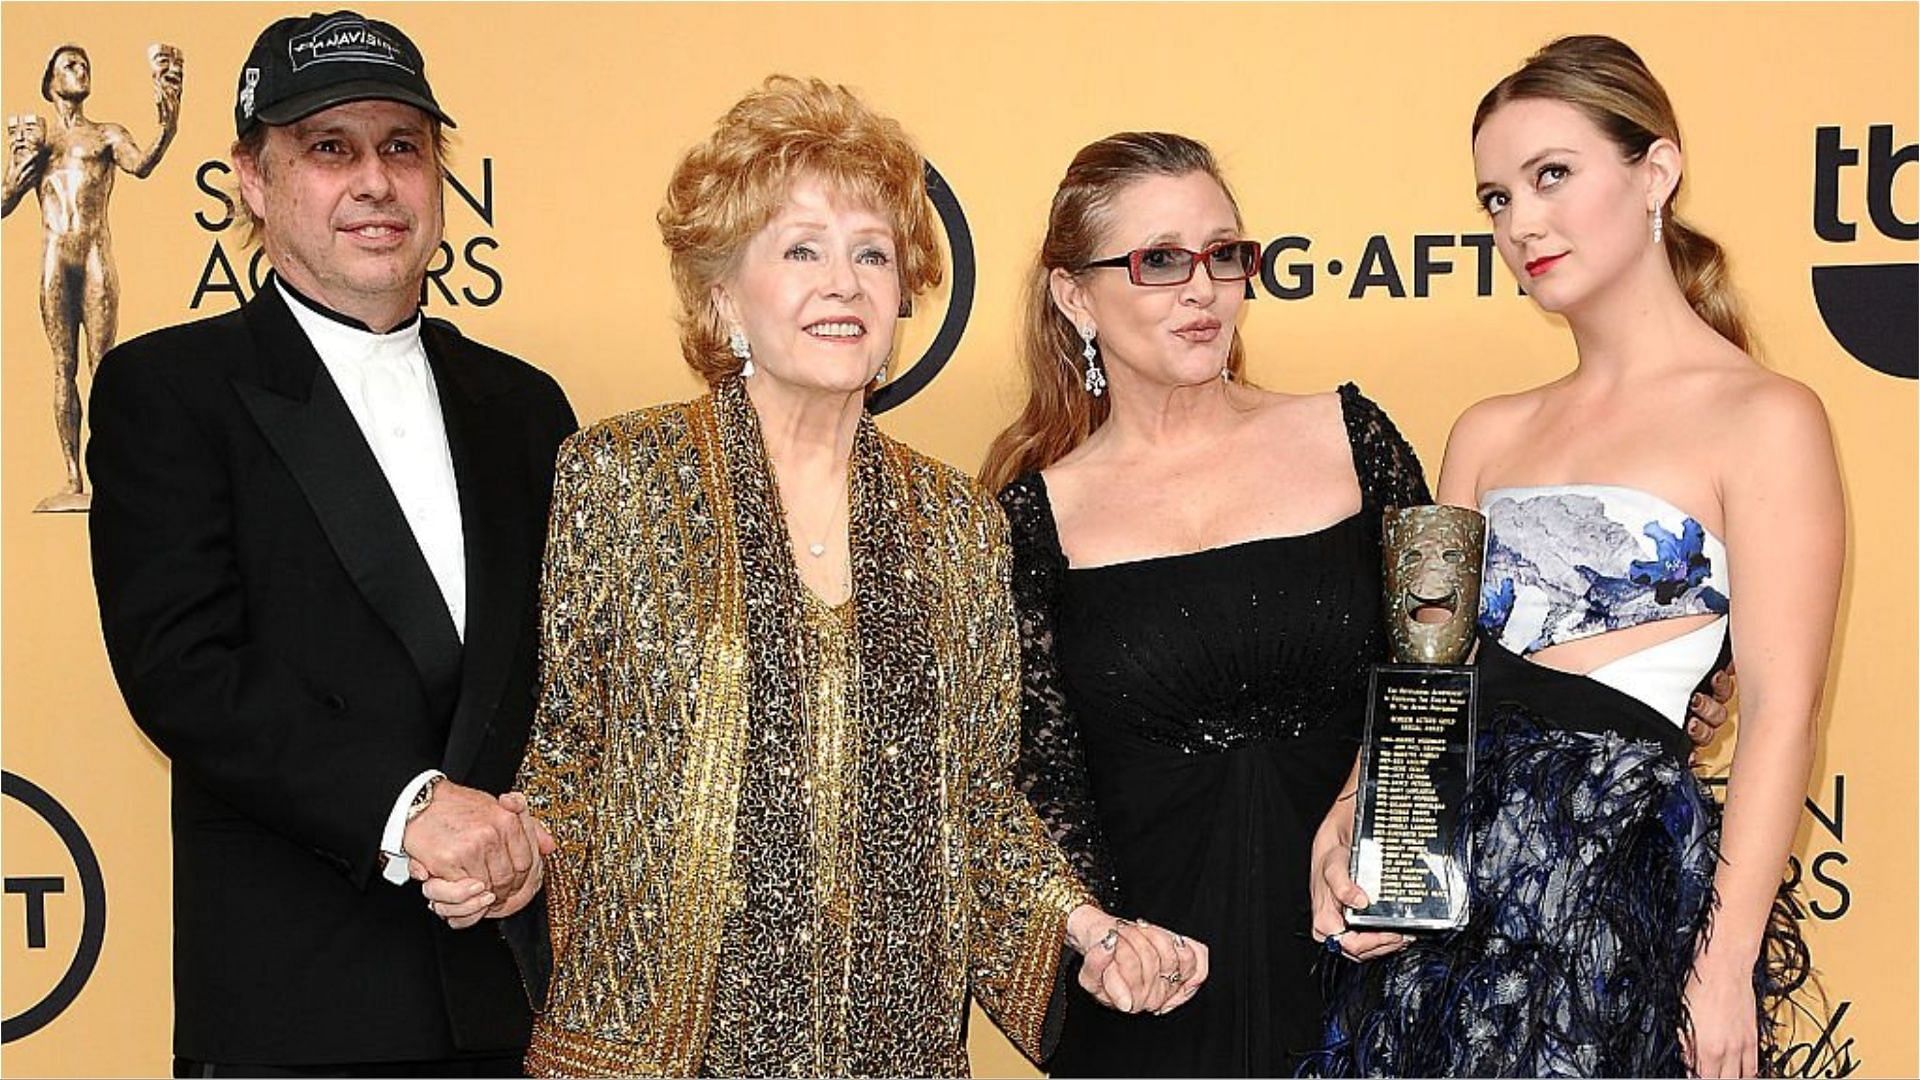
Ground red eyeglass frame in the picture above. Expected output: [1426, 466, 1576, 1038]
[1075, 239, 1263, 286]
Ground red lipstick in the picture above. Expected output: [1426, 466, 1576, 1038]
[1525, 253, 1567, 278]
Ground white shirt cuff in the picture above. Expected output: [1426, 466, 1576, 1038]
[379, 768, 446, 885]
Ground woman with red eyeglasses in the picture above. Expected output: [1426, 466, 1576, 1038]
[976, 132, 1432, 1076]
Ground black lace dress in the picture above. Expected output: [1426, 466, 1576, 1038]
[998, 384, 1429, 1078]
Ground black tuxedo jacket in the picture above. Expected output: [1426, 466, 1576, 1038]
[88, 283, 576, 1065]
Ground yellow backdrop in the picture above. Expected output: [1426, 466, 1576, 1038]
[3, 4, 1913, 1076]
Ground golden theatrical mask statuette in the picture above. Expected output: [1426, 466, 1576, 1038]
[1347, 504, 1488, 932]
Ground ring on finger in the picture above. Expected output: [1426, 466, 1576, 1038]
[1171, 933, 1188, 949]
[1158, 970, 1185, 985]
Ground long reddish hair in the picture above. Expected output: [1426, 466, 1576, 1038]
[978, 132, 1246, 494]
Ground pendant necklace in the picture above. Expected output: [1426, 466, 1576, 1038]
[801, 486, 848, 559]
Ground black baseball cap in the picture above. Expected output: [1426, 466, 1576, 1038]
[234, 10, 456, 136]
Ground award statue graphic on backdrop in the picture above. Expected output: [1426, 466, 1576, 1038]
[1347, 505, 1486, 930]
[3, 42, 183, 513]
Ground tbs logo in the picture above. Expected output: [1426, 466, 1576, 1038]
[2, 773, 106, 1043]
[1811, 125, 1916, 379]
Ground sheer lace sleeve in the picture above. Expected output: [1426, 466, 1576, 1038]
[996, 473, 1125, 910]
[1339, 383, 1433, 512]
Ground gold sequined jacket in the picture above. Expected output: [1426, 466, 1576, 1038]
[518, 380, 1092, 1077]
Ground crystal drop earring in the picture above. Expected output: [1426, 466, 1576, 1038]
[1079, 325, 1107, 397]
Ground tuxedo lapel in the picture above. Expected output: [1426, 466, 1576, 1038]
[232, 285, 464, 723]
[425, 320, 537, 780]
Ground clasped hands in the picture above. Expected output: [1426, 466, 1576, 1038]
[1065, 904, 1209, 1015]
[404, 783, 553, 929]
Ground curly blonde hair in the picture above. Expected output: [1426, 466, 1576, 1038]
[658, 75, 944, 382]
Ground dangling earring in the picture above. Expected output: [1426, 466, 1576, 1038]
[873, 363, 887, 385]
[1219, 365, 1233, 383]
[1079, 325, 1107, 397]
[728, 326, 754, 378]
[1651, 205, 1664, 245]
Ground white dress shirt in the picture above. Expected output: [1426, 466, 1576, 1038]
[276, 279, 460, 884]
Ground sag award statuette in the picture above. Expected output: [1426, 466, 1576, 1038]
[1346, 505, 1486, 931]
[3, 41, 183, 512]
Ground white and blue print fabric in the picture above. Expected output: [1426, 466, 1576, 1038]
[1478, 484, 1730, 656]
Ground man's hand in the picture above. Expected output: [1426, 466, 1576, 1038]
[402, 781, 538, 900]
[418, 792, 554, 929]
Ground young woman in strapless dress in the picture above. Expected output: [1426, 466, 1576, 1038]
[1310, 35, 1838, 1079]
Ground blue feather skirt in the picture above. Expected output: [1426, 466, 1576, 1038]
[1312, 641, 1812, 1078]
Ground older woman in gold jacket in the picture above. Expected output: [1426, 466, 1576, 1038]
[432, 77, 1208, 1077]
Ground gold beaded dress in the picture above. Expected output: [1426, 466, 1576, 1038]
[517, 378, 1092, 1077]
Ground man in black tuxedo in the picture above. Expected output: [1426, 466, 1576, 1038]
[88, 11, 574, 1076]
